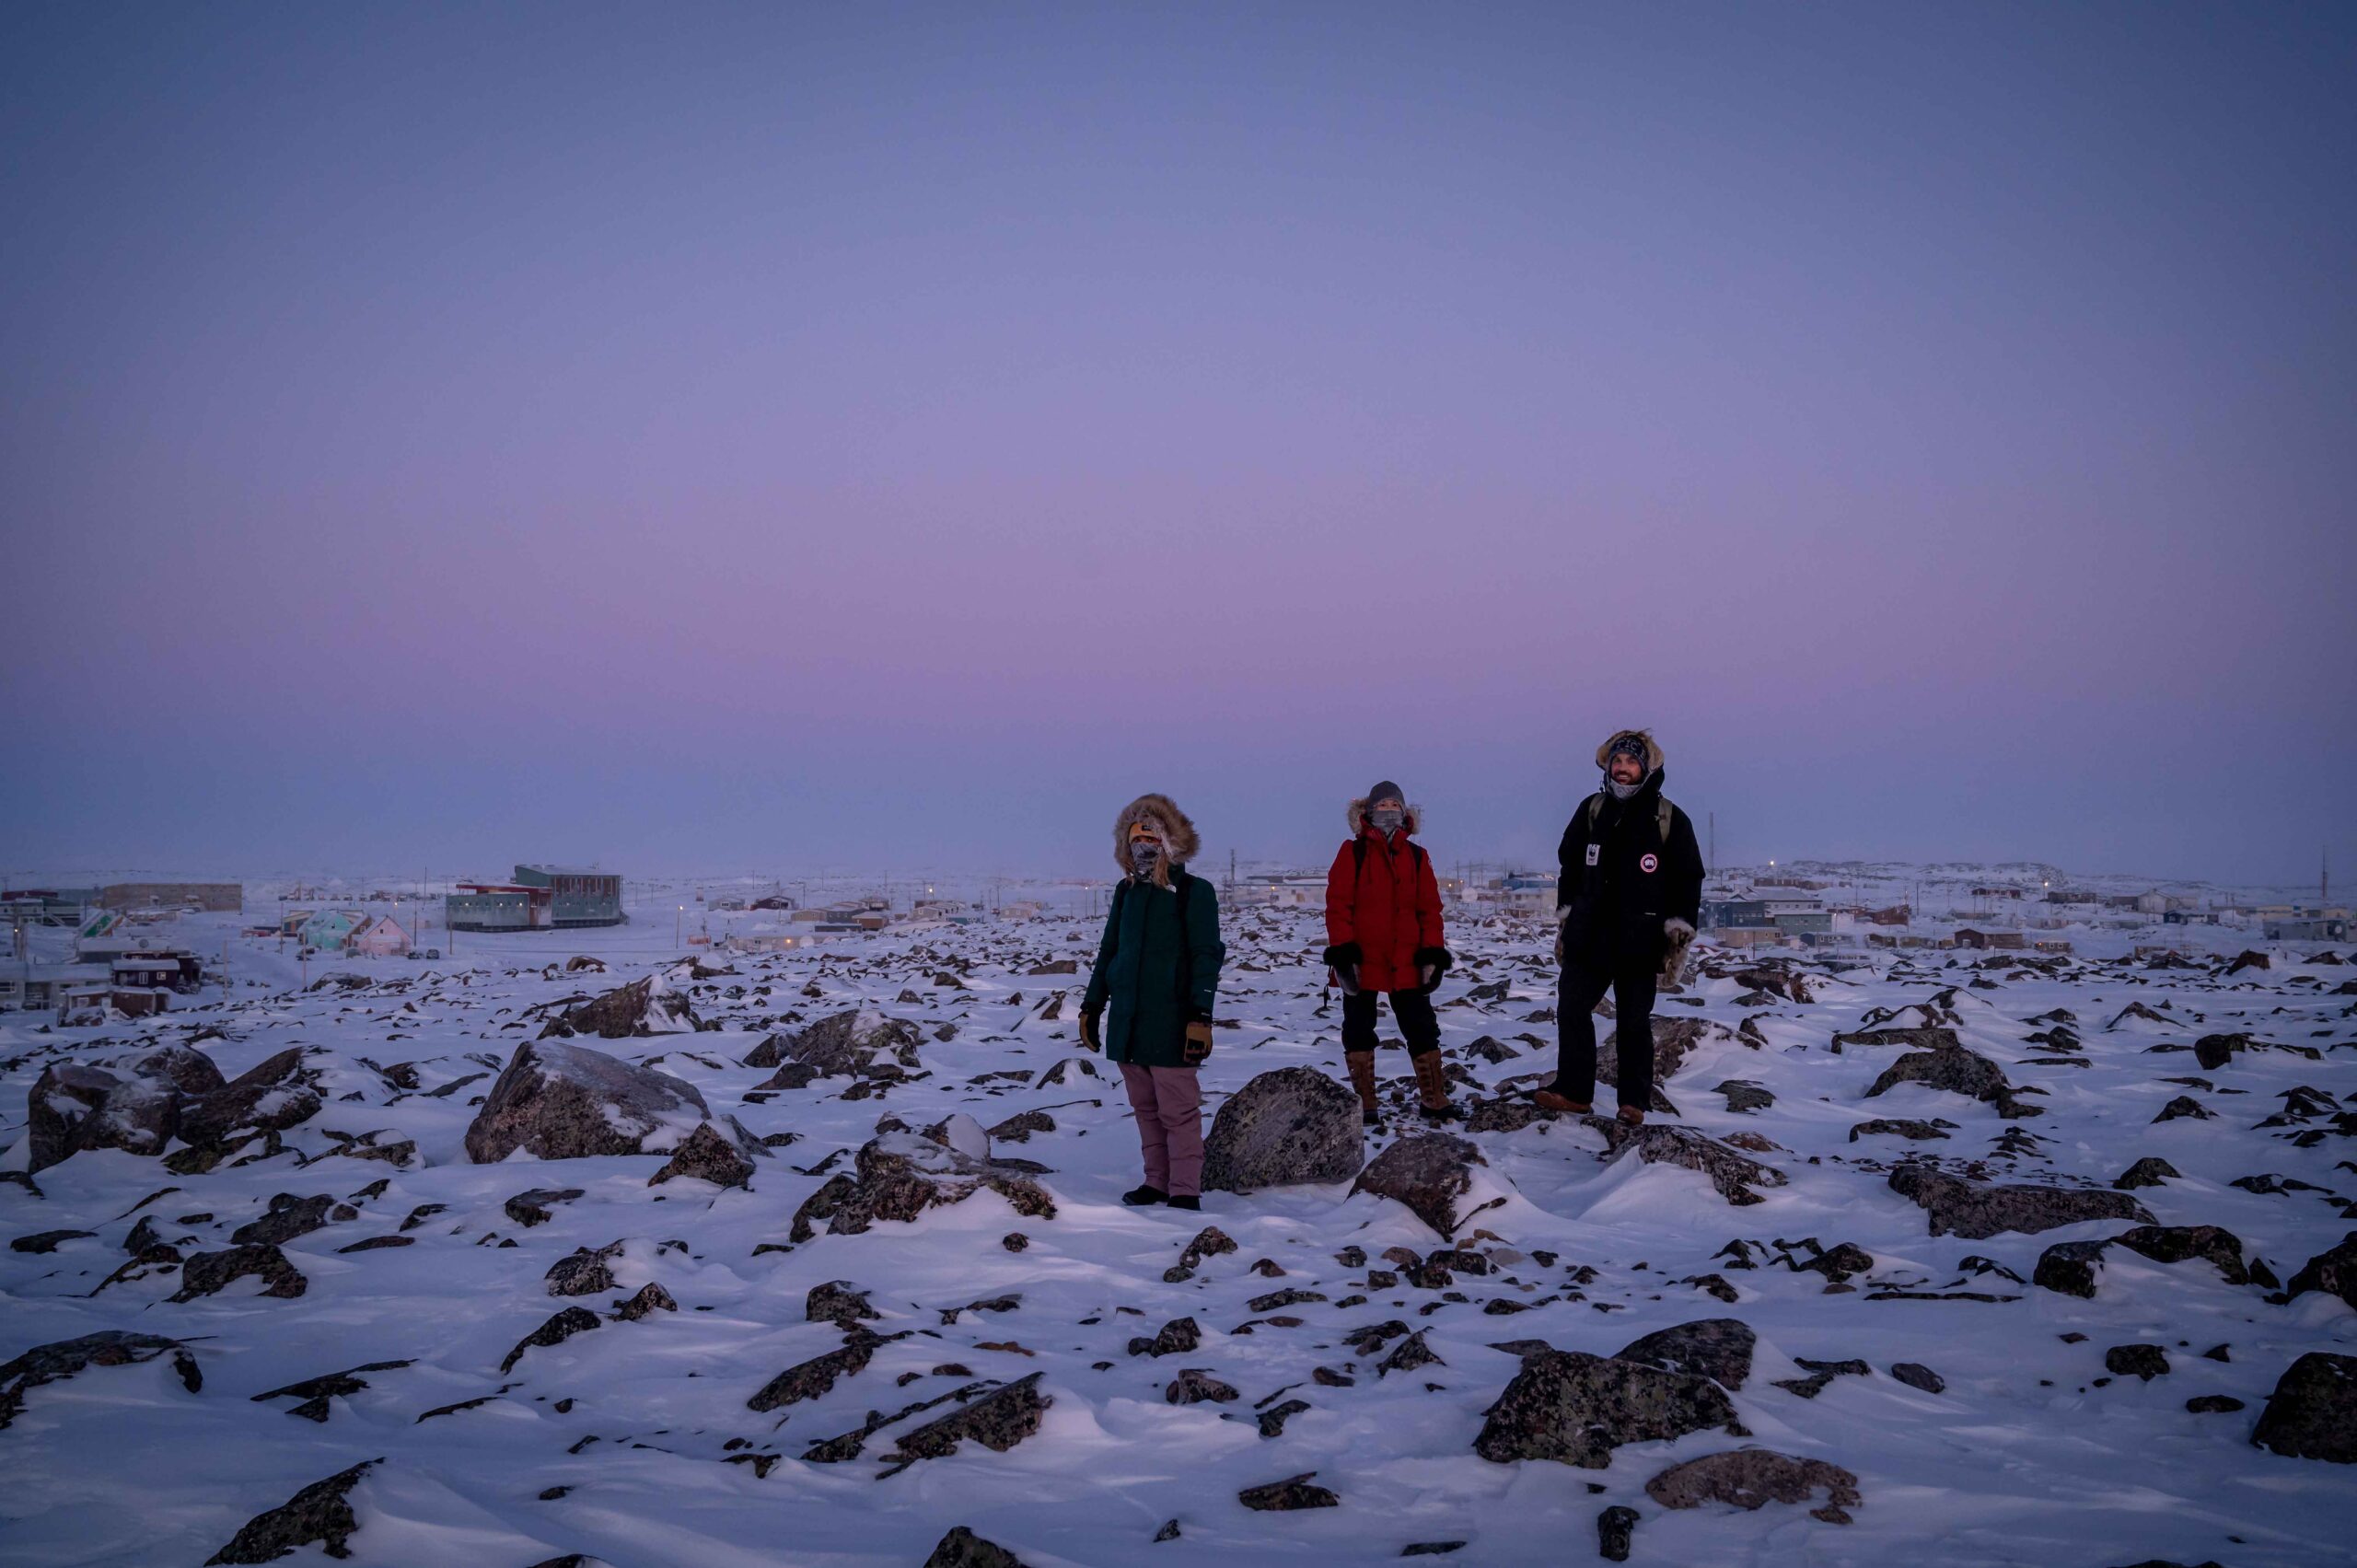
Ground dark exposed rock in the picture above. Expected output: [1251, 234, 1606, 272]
[1472, 1349, 1738, 1468]
[748, 1334, 881, 1411]
[0, 1330, 201, 1431]
[1378, 1330, 1444, 1378]
[2035, 1225, 2253, 1297]
[923, 1526, 1028, 1568]
[1585, 1117, 1788, 1205]
[1849, 1119, 1953, 1142]
[1202, 1067, 1364, 1192]
[1237, 1472, 1339, 1510]
[807, 1280, 880, 1326]
[1612, 1318, 1756, 1390]
[2187, 1394, 2245, 1413]
[250, 1360, 412, 1422]
[26, 1063, 180, 1171]
[2153, 1095, 2214, 1123]
[1717, 1080, 1774, 1114]
[648, 1122, 756, 1189]
[1643, 1446, 1862, 1525]
[769, 1008, 925, 1079]
[499, 1307, 600, 1374]
[2194, 1032, 2251, 1070]
[1832, 1025, 1959, 1052]
[1257, 1398, 1312, 1437]
[1462, 1095, 1561, 1134]
[882, 1371, 1051, 1472]
[1165, 1368, 1240, 1404]
[231, 1193, 351, 1247]
[1128, 1317, 1202, 1358]
[504, 1188, 584, 1227]
[536, 974, 700, 1040]
[2252, 1353, 2357, 1463]
[2285, 1232, 2357, 1312]
[171, 1244, 308, 1301]
[614, 1282, 676, 1320]
[1596, 1504, 1640, 1562]
[179, 1048, 321, 1149]
[463, 1040, 753, 1165]
[1350, 1132, 1492, 1239]
[546, 1242, 624, 1296]
[204, 1459, 377, 1564]
[2105, 1344, 2169, 1380]
[788, 1132, 1055, 1242]
[1887, 1163, 2152, 1239]
[1865, 1045, 2034, 1118]
[1890, 1362, 1945, 1393]
[10, 1228, 95, 1253]
[2113, 1157, 2180, 1191]
[1599, 1016, 1740, 1089]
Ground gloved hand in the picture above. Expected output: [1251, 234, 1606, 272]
[1079, 1006, 1102, 1052]
[1182, 1011, 1214, 1065]
[1413, 946, 1452, 993]
[1552, 909, 1568, 965]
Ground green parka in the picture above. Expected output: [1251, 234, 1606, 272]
[1083, 794, 1225, 1069]
[1082, 866, 1225, 1067]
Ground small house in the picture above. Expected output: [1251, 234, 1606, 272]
[348, 916, 412, 957]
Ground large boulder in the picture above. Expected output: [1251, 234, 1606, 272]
[881, 1372, 1052, 1473]
[204, 1460, 376, 1565]
[2251, 1353, 2357, 1464]
[1887, 1164, 2152, 1240]
[0, 1330, 202, 1432]
[128, 1044, 228, 1098]
[2285, 1232, 2357, 1314]
[1202, 1067, 1364, 1193]
[537, 973, 700, 1040]
[768, 1009, 926, 1079]
[2031, 1226, 2251, 1301]
[1473, 1349, 1739, 1468]
[1644, 1447, 1862, 1525]
[1350, 1132, 1494, 1239]
[1612, 1318, 1756, 1391]
[788, 1132, 1054, 1241]
[462, 1040, 754, 1164]
[26, 1063, 179, 1171]
[1864, 1046, 2038, 1118]
[1585, 1116, 1787, 1205]
[178, 1048, 323, 1149]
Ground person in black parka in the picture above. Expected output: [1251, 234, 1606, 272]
[1533, 727, 1704, 1124]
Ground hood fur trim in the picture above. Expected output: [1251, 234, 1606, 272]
[1347, 797, 1423, 837]
[1595, 728, 1665, 775]
[1114, 793, 1201, 879]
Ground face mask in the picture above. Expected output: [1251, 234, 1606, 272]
[1130, 841, 1162, 873]
[1371, 807, 1404, 833]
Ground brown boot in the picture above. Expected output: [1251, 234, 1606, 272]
[1345, 1051, 1380, 1126]
[1530, 1086, 1592, 1115]
[1411, 1051, 1459, 1121]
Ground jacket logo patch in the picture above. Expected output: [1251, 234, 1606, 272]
[1639, 853, 1659, 874]
[1585, 845, 1600, 866]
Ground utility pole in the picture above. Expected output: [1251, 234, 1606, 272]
[1708, 811, 1716, 877]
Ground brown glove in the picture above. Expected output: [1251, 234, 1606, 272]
[1182, 1016, 1213, 1065]
[1079, 1007, 1102, 1052]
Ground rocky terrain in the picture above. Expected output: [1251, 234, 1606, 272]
[5, 911, 2355, 1565]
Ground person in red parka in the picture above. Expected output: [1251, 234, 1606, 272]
[1324, 780, 1457, 1124]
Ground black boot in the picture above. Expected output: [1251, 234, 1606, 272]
[1121, 1184, 1167, 1206]
[1167, 1194, 1201, 1212]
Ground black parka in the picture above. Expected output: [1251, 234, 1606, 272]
[1555, 770, 1704, 961]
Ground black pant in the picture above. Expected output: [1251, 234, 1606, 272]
[1341, 986, 1441, 1057]
[1555, 944, 1656, 1107]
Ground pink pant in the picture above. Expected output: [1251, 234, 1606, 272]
[1120, 1063, 1204, 1198]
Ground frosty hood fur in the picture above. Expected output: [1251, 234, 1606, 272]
[1347, 798, 1423, 837]
[1595, 728, 1665, 775]
[1114, 793, 1200, 879]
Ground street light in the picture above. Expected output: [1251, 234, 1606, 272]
[677, 906, 683, 948]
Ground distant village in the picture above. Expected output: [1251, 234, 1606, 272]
[4, 854, 2346, 1026]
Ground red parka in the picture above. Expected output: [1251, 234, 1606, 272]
[1326, 800, 1445, 994]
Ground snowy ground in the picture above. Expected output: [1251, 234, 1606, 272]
[4, 906, 2354, 1566]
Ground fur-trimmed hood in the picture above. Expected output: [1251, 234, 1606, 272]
[1346, 797, 1423, 838]
[1596, 728, 1665, 775]
[1113, 793, 1201, 879]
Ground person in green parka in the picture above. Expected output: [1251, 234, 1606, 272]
[1080, 792, 1225, 1211]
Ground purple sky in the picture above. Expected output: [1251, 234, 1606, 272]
[5, 3, 2351, 886]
